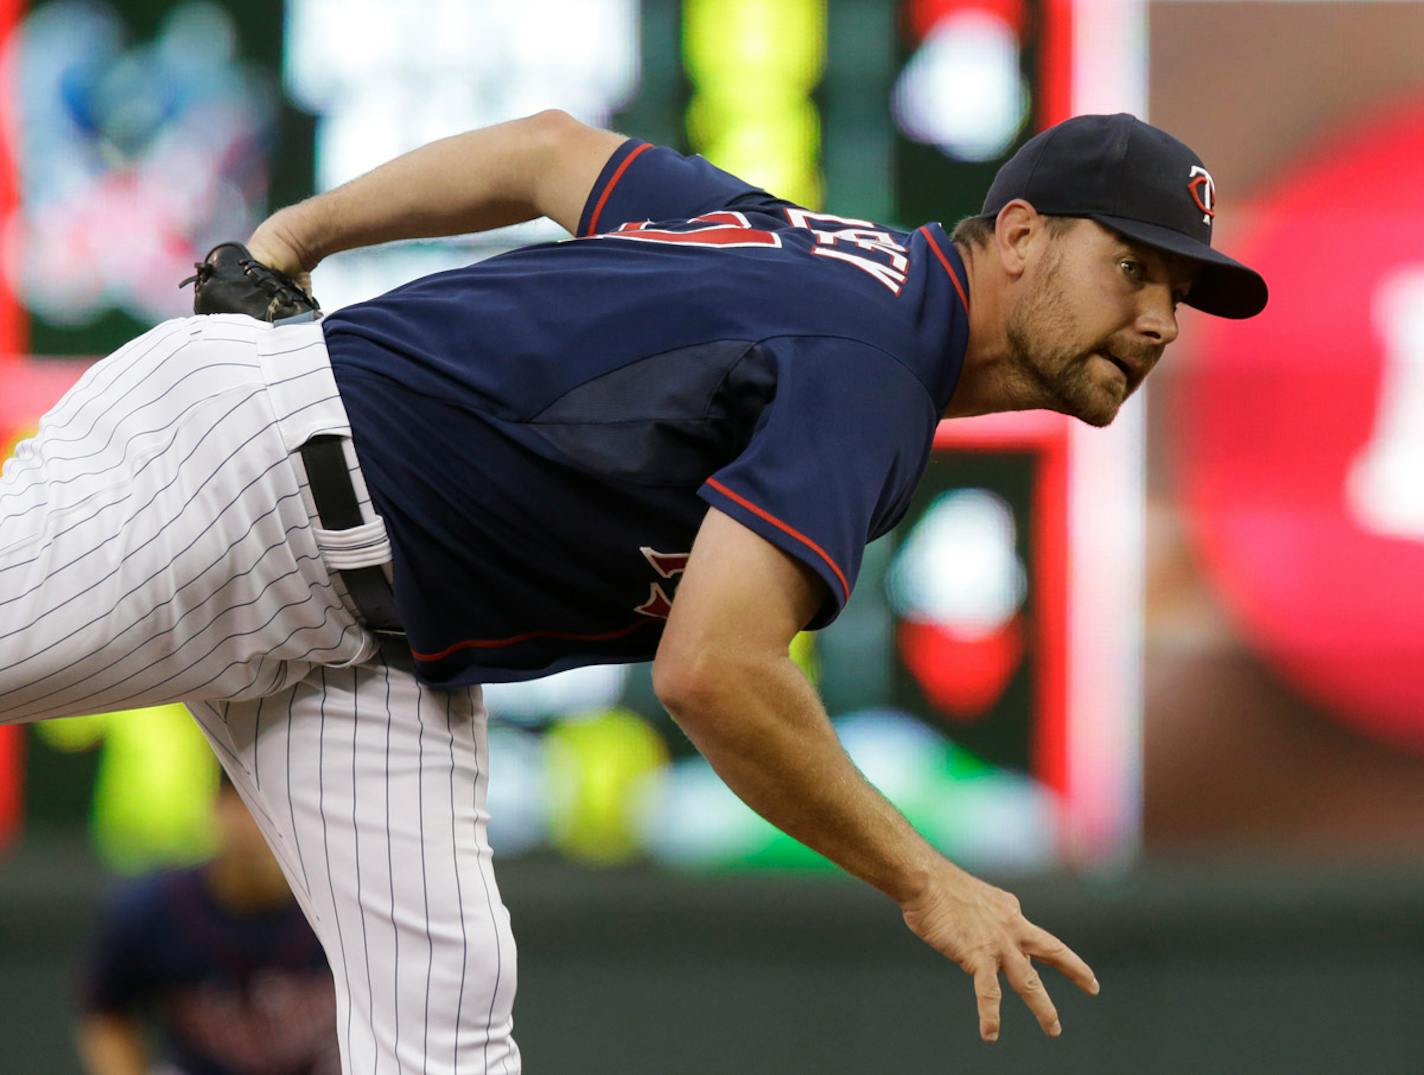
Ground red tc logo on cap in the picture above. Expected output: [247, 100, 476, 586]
[1187, 165, 1216, 225]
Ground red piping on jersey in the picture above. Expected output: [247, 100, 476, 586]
[705, 477, 851, 602]
[918, 226, 970, 315]
[411, 619, 657, 663]
[583, 142, 654, 237]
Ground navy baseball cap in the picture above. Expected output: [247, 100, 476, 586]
[981, 113, 1268, 319]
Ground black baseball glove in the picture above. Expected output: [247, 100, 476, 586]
[180, 242, 320, 322]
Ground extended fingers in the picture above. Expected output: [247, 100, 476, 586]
[1023, 924, 1100, 996]
[972, 961, 1003, 1043]
[932, 880, 1099, 1044]
[1003, 950, 1061, 1037]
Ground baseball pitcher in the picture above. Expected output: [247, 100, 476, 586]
[0, 111, 1266, 1072]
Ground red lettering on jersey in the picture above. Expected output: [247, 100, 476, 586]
[605, 212, 782, 249]
[599, 208, 912, 293]
[784, 208, 909, 295]
[692, 211, 759, 227]
[810, 247, 909, 295]
[641, 547, 692, 578]
[635, 546, 692, 619]
[635, 583, 676, 619]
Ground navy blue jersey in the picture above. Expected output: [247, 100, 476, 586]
[324, 139, 970, 687]
[82, 868, 338, 1075]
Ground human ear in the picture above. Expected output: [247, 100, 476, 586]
[993, 201, 1037, 280]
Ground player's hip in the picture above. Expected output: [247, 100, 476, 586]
[0, 316, 386, 721]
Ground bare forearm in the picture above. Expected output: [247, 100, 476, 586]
[265, 110, 588, 269]
[659, 653, 944, 903]
[656, 511, 1099, 1041]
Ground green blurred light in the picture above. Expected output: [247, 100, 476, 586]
[547, 707, 669, 866]
[684, 0, 826, 90]
[684, 0, 826, 210]
[687, 94, 823, 208]
[37, 705, 220, 872]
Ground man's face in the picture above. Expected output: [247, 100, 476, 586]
[1005, 219, 1198, 427]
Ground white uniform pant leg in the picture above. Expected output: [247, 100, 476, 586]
[188, 641, 521, 1075]
[0, 315, 374, 724]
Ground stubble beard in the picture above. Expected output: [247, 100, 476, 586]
[1004, 254, 1123, 428]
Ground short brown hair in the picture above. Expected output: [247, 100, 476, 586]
[950, 213, 1080, 248]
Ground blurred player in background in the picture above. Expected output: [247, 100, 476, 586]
[75, 773, 339, 1075]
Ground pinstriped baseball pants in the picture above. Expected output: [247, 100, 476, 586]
[0, 315, 520, 1074]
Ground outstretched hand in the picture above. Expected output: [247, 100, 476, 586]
[900, 864, 1099, 1042]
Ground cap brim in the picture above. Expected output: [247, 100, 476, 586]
[1089, 214, 1269, 319]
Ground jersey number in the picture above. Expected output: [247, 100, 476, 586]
[602, 209, 909, 295]
[604, 211, 783, 249]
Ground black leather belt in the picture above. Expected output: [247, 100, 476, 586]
[299, 435, 403, 635]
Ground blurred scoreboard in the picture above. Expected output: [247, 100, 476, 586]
[0, 0, 1145, 872]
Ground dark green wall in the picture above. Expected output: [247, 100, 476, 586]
[5, 842, 1422, 1074]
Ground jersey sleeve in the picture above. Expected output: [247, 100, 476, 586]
[699, 338, 937, 629]
[577, 139, 788, 237]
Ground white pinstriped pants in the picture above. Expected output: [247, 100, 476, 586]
[0, 315, 520, 1074]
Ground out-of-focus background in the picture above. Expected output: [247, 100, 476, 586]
[2, 0, 1423, 1071]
